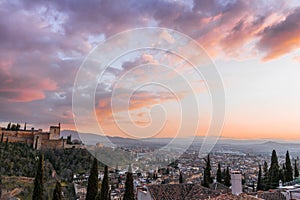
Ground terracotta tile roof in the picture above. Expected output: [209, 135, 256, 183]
[211, 193, 262, 200]
[147, 183, 220, 200]
[209, 182, 231, 193]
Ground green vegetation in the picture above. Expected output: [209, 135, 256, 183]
[268, 150, 280, 188]
[295, 160, 299, 178]
[52, 181, 62, 200]
[257, 164, 263, 191]
[86, 158, 99, 200]
[32, 154, 44, 200]
[216, 162, 222, 183]
[202, 154, 212, 188]
[98, 165, 109, 200]
[259, 149, 299, 190]
[42, 147, 93, 180]
[179, 171, 183, 184]
[0, 142, 94, 199]
[0, 142, 93, 179]
[123, 167, 134, 200]
[0, 142, 37, 177]
[224, 166, 231, 187]
[6, 122, 21, 131]
[285, 151, 293, 182]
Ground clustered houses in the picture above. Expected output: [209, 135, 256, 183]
[75, 148, 300, 199]
[0, 123, 81, 149]
[73, 163, 261, 200]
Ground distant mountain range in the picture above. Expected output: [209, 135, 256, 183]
[60, 130, 164, 148]
[61, 130, 300, 155]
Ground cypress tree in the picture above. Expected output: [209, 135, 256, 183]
[285, 151, 293, 182]
[282, 164, 286, 183]
[257, 164, 263, 191]
[179, 171, 183, 183]
[262, 161, 269, 189]
[217, 162, 222, 183]
[6, 122, 11, 130]
[52, 181, 62, 200]
[269, 150, 280, 188]
[99, 165, 109, 200]
[224, 166, 231, 187]
[295, 160, 299, 178]
[32, 154, 44, 200]
[86, 158, 99, 200]
[222, 168, 226, 184]
[123, 166, 134, 200]
[279, 167, 285, 184]
[263, 161, 268, 177]
[0, 176, 2, 198]
[202, 154, 212, 188]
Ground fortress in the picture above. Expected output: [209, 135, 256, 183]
[0, 123, 79, 150]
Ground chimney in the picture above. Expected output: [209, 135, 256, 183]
[279, 180, 283, 188]
[231, 171, 242, 195]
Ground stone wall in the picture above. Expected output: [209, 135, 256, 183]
[41, 139, 64, 149]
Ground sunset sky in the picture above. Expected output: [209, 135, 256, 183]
[1, 0, 300, 140]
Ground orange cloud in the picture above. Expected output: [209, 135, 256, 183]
[258, 7, 300, 61]
[0, 72, 57, 102]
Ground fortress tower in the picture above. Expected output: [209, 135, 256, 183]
[49, 123, 60, 140]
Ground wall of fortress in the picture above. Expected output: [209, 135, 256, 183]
[0, 125, 82, 150]
[41, 139, 65, 149]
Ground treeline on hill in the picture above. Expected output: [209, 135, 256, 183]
[201, 154, 231, 188]
[257, 150, 300, 191]
[193, 150, 300, 192]
[0, 142, 98, 199]
[0, 142, 94, 180]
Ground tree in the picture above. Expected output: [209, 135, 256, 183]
[295, 160, 299, 178]
[269, 150, 280, 188]
[6, 122, 11, 130]
[257, 164, 263, 191]
[263, 161, 268, 177]
[222, 168, 226, 184]
[86, 158, 99, 200]
[52, 181, 62, 200]
[217, 162, 222, 183]
[11, 124, 17, 131]
[0, 176, 2, 198]
[32, 154, 44, 200]
[262, 161, 269, 189]
[251, 181, 255, 192]
[99, 165, 109, 200]
[123, 165, 134, 200]
[4, 137, 8, 150]
[179, 171, 184, 183]
[1, 133, 4, 143]
[224, 166, 231, 187]
[285, 151, 293, 182]
[16, 123, 20, 131]
[202, 154, 212, 188]
[279, 166, 285, 184]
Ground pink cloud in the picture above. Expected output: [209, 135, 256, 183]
[0, 66, 57, 102]
[258, 7, 300, 61]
